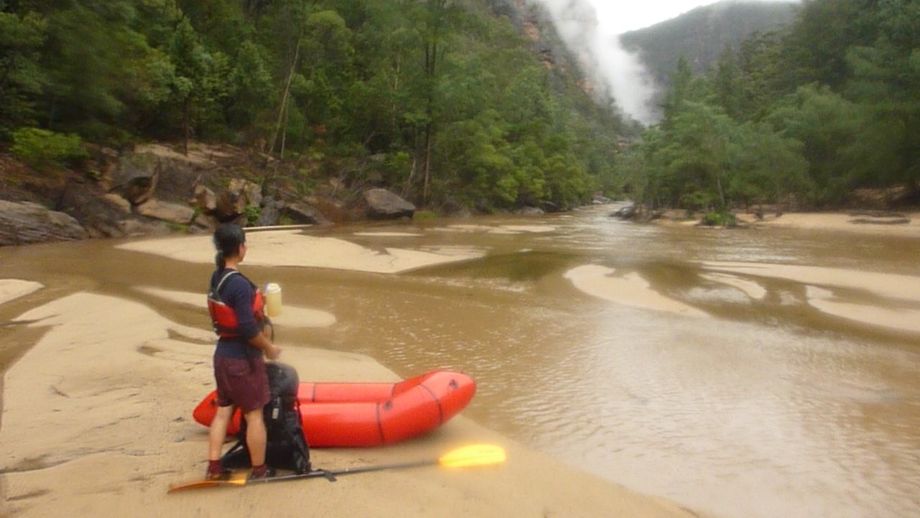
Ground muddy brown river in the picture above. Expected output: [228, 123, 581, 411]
[2, 205, 919, 517]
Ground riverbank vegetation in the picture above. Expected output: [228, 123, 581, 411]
[619, 0, 919, 214]
[2, 0, 916, 222]
[0, 0, 625, 213]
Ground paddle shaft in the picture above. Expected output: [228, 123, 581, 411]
[248, 459, 435, 485]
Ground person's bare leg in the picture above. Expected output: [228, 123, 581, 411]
[244, 408, 267, 467]
[209, 405, 235, 460]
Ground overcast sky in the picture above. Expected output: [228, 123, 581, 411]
[593, 0, 800, 34]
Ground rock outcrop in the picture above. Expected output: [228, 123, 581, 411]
[56, 181, 134, 238]
[363, 188, 415, 220]
[136, 199, 196, 225]
[215, 178, 262, 221]
[610, 204, 637, 219]
[282, 202, 331, 225]
[111, 152, 159, 205]
[515, 206, 545, 216]
[0, 200, 88, 246]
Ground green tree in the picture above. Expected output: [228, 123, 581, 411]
[844, 0, 920, 192]
[0, 8, 46, 137]
[767, 85, 867, 204]
[167, 17, 230, 152]
[727, 122, 809, 207]
[227, 40, 274, 139]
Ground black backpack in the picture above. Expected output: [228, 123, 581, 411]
[221, 362, 311, 474]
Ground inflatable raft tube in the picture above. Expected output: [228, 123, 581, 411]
[192, 369, 476, 447]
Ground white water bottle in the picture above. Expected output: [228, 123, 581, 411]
[264, 283, 283, 317]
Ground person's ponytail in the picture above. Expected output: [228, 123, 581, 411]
[213, 224, 245, 270]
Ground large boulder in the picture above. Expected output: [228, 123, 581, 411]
[111, 144, 214, 206]
[229, 178, 262, 208]
[111, 152, 159, 205]
[515, 206, 545, 216]
[610, 204, 637, 220]
[257, 196, 281, 226]
[0, 200, 87, 246]
[56, 181, 134, 238]
[282, 202, 330, 225]
[363, 188, 415, 220]
[136, 199, 196, 225]
[133, 144, 214, 204]
[215, 178, 262, 221]
[190, 184, 218, 214]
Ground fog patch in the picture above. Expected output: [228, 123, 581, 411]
[529, 0, 659, 124]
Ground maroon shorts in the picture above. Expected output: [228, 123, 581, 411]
[213, 354, 270, 413]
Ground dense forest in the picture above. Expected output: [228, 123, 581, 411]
[620, 1, 799, 86]
[619, 0, 919, 218]
[0, 0, 626, 212]
[2, 0, 917, 221]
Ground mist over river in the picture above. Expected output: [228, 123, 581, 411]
[2, 204, 919, 517]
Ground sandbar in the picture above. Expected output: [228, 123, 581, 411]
[701, 262, 920, 303]
[135, 286, 337, 327]
[749, 212, 920, 237]
[806, 286, 920, 335]
[431, 224, 557, 235]
[0, 279, 43, 306]
[564, 265, 708, 317]
[0, 292, 689, 517]
[117, 230, 483, 274]
[352, 232, 424, 237]
[699, 273, 767, 300]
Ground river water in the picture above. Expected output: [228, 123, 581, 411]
[1, 205, 919, 517]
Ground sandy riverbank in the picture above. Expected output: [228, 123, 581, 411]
[0, 280, 43, 306]
[0, 290, 691, 517]
[117, 230, 484, 274]
[744, 211, 920, 237]
[652, 210, 920, 237]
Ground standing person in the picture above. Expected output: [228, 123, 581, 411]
[205, 223, 282, 480]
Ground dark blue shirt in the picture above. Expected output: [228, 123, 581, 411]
[211, 268, 262, 358]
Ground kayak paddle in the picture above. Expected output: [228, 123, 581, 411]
[168, 443, 507, 493]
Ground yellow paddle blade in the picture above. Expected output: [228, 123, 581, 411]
[437, 444, 507, 469]
[167, 471, 248, 493]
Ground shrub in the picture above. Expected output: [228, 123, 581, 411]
[701, 211, 737, 227]
[10, 127, 88, 168]
[413, 210, 438, 222]
[244, 205, 261, 226]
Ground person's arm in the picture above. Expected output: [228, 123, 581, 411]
[248, 331, 281, 360]
[227, 277, 281, 359]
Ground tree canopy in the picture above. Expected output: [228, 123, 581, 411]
[0, 0, 628, 211]
[620, 0, 920, 212]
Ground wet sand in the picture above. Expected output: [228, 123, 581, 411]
[750, 212, 920, 237]
[352, 232, 424, 238]
[431, 224, 558, 235]
[564, 265, 708, 317]
[0, 292, 690, 517]
[117, 230, 484, 274]
[700, 262, 920, 303]
[701, 262, 920, 335]
[699, 273, 767, 300]
[0, 280, 43, 306]
[806, 286, 920, 335]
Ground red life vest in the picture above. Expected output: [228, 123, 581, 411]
[207, 270, 266, 338]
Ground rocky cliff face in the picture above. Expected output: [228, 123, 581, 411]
[0, 142, 422, 246]
[488, 0, 593, 91]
